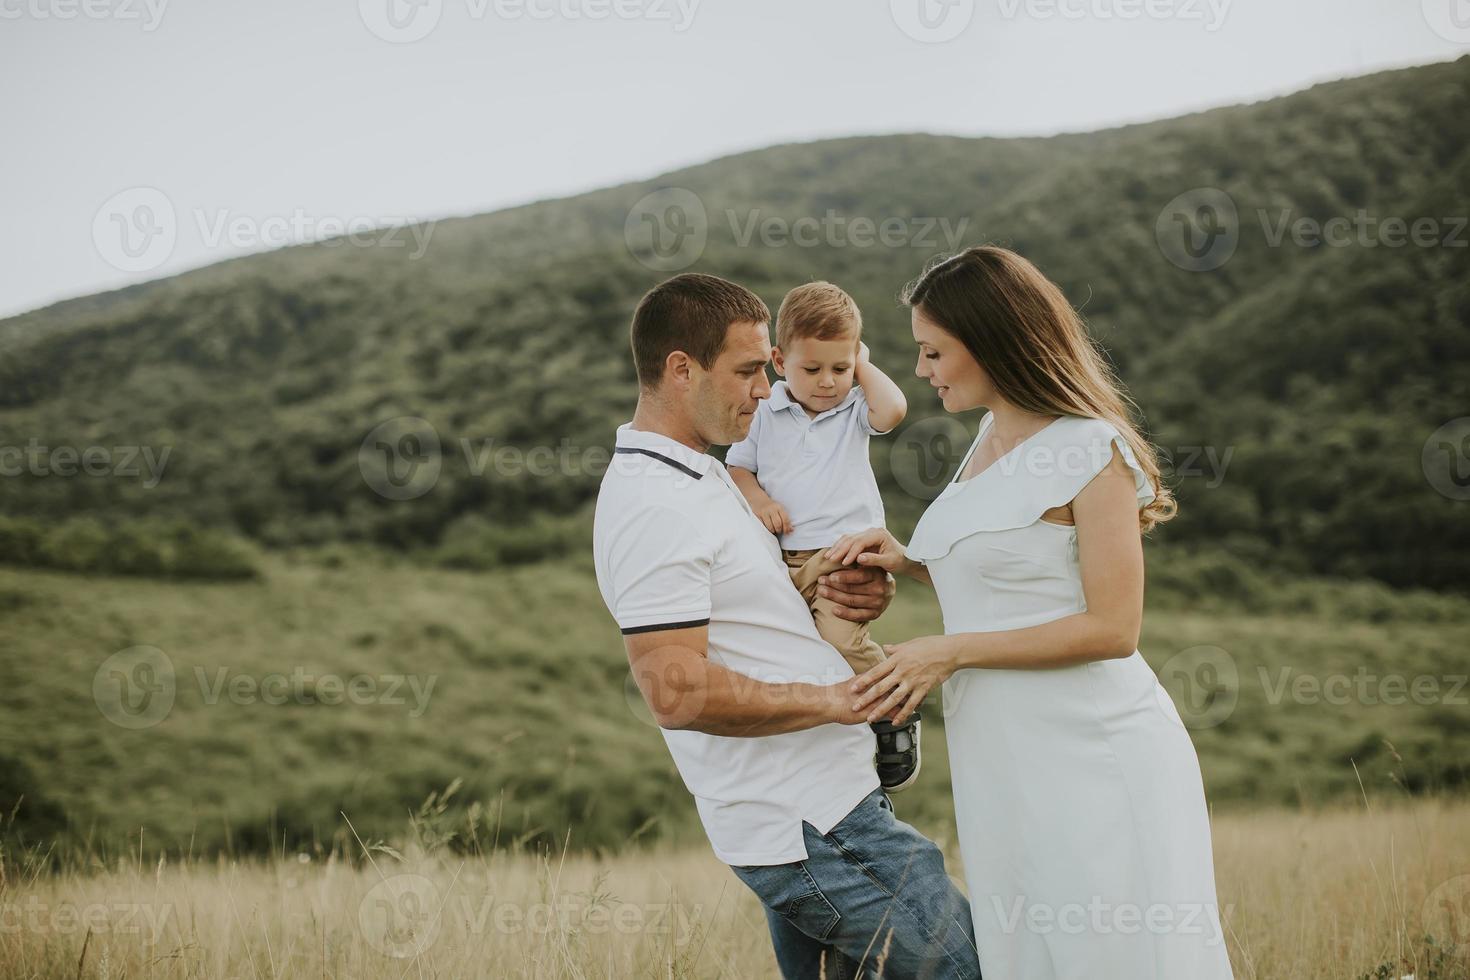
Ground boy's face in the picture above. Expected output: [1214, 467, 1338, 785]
[773, 335, 859, 412]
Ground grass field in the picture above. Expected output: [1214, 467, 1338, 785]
[1, 551, 1467, 859]
[2, 550, 1468, 977]
[2, 797, 1468, 979]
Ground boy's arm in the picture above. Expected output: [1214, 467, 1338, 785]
[731, 466, 793, 536]
[729, 465, 770, 508]
[855, 342, 907, 433]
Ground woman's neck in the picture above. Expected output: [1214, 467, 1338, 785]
[985, 401, 1060, 450]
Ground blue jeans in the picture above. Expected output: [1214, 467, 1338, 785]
[730, 789, 980, 979]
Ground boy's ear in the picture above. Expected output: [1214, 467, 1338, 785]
[771, 346, 786, 377]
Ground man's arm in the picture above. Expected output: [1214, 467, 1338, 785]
[625, 624, 866, 736]
[855, 342, 907, 433]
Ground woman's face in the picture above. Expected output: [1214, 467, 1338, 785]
[911, 306, 992, 413]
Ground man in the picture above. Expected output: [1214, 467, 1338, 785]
[593, 273, 980, 979]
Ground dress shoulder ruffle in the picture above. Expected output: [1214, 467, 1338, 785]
[905, 415, 1156, 562]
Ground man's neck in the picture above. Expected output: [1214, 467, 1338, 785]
[629, 396, 709, 455]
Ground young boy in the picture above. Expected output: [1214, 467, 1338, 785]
[727, 282, 921, 791]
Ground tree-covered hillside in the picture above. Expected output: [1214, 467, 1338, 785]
[2, 57, 1466, 589]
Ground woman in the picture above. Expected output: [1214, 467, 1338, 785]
[826, 246, 1234, 979]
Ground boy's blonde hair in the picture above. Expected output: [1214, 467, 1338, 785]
[775, 282, 862, 350]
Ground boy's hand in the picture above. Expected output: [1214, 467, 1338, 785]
[858, 341, 871, 365]
[754, 498, 794, 536]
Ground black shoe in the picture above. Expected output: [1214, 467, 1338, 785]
[871, 711, 921, 793]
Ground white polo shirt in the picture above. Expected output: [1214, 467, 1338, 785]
[593, 422, 879, 866]
[725, 381, 887, 551]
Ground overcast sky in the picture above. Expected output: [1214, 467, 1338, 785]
[2, 0, 1464, 318]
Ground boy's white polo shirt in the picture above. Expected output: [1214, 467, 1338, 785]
[593, 422, 879, 866]
[725, 381, 887, 551]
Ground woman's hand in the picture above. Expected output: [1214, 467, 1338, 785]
[824, 527, 910, 576]
[850, 635, 959, 725]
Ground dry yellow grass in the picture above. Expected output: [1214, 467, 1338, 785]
[3, 798, 1468, 979]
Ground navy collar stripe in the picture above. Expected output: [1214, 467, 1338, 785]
[613, 446, 705, 480]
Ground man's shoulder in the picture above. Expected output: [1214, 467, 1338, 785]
[595, 453, 711, 521]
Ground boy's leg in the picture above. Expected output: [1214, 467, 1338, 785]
[783, 548, 885, 674]
[730, 789, 980, 980]
[785, 547, 923, 793]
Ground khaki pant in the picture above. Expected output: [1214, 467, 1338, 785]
[783, 548, 887, 675]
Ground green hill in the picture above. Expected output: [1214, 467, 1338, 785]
[1, 554, 1466, 858]
[0, 56, 1467, 592]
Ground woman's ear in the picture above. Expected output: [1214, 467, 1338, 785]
[771, 345, 787, 377]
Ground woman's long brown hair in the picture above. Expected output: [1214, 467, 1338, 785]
[904, 245, 1177, 532]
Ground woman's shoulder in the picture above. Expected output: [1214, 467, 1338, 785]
[1048, 413, 1124, 445]
[904, 413, 1155, 562]
[1043, 415, 1155, 505]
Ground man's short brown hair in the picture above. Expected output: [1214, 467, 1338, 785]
[775, 282, 862, 350]
[630, 274, 771, 388]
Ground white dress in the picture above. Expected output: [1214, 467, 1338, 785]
[906, 414, 1234, 980]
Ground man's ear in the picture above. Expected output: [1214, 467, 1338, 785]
[771, 346, 786, 377]
[664, 350, 694, 388]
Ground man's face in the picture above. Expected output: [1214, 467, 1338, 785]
[691, 320, 773, 446]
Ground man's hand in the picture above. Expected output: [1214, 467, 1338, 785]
[754, 498, 794, 536]
[816, 565, 895, 622]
